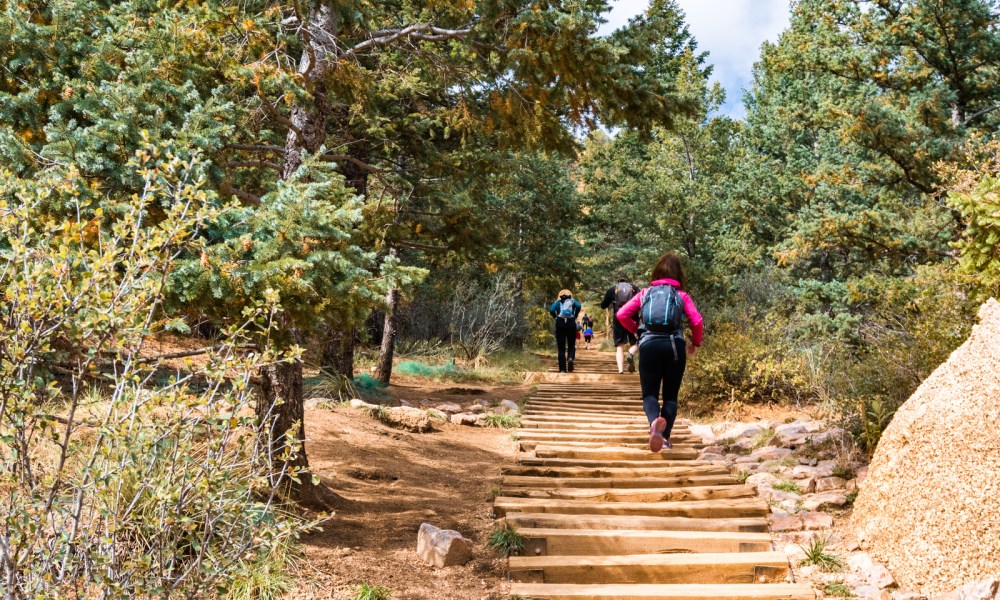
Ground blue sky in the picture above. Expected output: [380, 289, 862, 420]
[598, 0, 791, 118]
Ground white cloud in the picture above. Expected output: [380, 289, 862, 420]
[599, 0, 791, 118]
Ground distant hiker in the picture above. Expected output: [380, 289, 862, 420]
[581, 313, 594, 331]
[549, 289, 581, 373]
[600, 279, 640, 374]
[583, 324, 594, 349]
[616, 253, 703, 453]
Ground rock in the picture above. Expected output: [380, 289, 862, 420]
[350, 399, 374, 410]
[733, 463, 759, 474]
[735, 455, 761, 464]
[304, 397, 334, 410]
[770, 515, 803, 532]
[892, 591, 928, 600]
[815, 476, 849, 492]
[798, 478, 818, 494]
[932, 580, 1000, 600]
[775, 421, 810, 437]
[802, 491, 849, 511]
[852, 303, 1000, 592]
[759, 486, 800, 503]
[435, 403, 463, 414]
[466, 404, 485, 414]
[698, 452, 726, 462]
[450, 413, 479, 426]
[782, 542, 807, 561]
[852, 585, 882, 599]
[399, 399, 414, 407]
[718, 422, 766, 440]
[701, 445, 724, 455]
[791, 464, 834, 480]
[746, 472, 781, 489]
[416, 523, 474, 568]
[849, 553, 896, 589]
[751, 446, 793, 461]
[384, 406, 433, 433]
[425, 408, 448, 421]
[801, 511, 833, 530]
[498, 400, 520, 414]
[759, 460, 793, 474]
[688, 423, 715, 442]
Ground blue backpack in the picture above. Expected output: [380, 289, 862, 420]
[557, 298, 575, 319]
[640, 285, 683, 333]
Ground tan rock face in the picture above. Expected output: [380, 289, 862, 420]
[853, 299, 1000, 596]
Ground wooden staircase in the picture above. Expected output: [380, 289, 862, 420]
[495, 350, 816, 600]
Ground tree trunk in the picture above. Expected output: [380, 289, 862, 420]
[375, 284, 399, 383]
[321, 326, 355, 380]
[258, 357, 337, 509]
[258, 5, 338, 508]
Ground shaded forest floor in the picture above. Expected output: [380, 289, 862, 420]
[289, 379, 529, 600]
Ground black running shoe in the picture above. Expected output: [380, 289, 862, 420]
[626, 352, 635, 373]
[567, 358, 574, 373]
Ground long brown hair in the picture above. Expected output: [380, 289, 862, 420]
[650, 253, 687, 289]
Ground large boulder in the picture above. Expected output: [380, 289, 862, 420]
[853, 299, 1000, 596]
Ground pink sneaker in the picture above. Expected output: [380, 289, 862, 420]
[649, 417, 666, 453]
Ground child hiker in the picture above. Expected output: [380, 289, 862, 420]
[616, 253, 703, 452]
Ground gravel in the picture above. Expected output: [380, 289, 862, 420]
[853, 299, 1000, 595]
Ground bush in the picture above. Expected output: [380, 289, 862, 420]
[0, 150, 308, 596]
[685, 321, 820, 407]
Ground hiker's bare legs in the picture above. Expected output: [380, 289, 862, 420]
[616, 345, 625, 372]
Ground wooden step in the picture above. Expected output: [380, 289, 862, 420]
[504, 512, 768, 532]
[501, 465, 731, 479]
[517, 458, 713, 468]
[516, 433, 701, 445]
[533, 446, 701, 461]
[501, 484, 755, 503]
[509, 551, 790, 584]
[493, 497, 769, 518]
[502, 475, 736, 489]
[513, 528, 773, 555]
[509, 583, 816, 599]
[519, 441, 703, 452]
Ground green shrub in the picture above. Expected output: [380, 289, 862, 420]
[823, 581, 854, 597]
[684, 322, 820, 407]
[487, 522, 525, 557]
[484, 413, 522, 428]
[0, 151, 309, 595]
[798, 536, 844, 571]
[353, 582, 392, 600]
[771, 481, 801, 494]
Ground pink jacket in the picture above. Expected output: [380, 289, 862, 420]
[616, 278, 704, 346]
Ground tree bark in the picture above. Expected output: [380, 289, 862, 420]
[321, 326, 355, 380]
[258, 357, 337, 509]
[374, 284, 399, 383]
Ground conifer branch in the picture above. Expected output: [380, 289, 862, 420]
[345, 24, 473, 57]
[319, 154, 385, 173]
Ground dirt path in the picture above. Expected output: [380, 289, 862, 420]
[494, 351, 818, 599]
[290, 380, 529, 599]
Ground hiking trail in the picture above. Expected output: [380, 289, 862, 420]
[492, 349, 818, 599]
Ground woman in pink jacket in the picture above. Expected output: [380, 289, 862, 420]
[616, 253, 704, 452]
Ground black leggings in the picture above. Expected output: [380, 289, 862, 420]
[638, 334, 686, 439]
[554, 320, 577, 372]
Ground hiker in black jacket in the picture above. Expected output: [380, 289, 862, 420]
[549, 289, 582, 373]
[600, 279, 640, 374]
